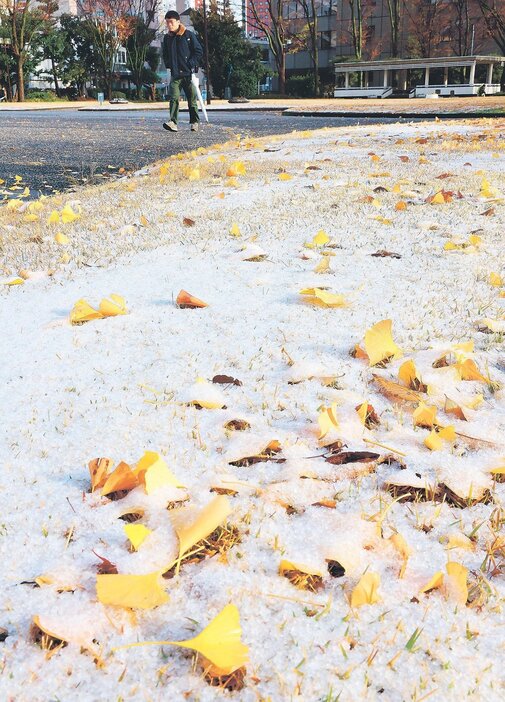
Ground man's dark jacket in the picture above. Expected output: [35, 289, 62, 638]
[162, 24, 203, 78]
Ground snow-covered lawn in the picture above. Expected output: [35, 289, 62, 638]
[1, 119, 504, 702]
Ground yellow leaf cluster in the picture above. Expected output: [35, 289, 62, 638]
[70, 294, 127, 324]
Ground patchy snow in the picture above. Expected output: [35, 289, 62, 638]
[1, 119, 505, 701]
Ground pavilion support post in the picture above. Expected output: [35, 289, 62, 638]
[443, 67, 448, 86]
[469, 62, 476, 85]
[424, 67, 430, 86]
[383, 69, 389, 87]
[344, 72, 349, 89]
[486, 63, 493, 85]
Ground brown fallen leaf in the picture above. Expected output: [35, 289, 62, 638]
[88, 457, 114, 492]
[212, 375, 242, 387]
[311, 499, 337, 509]
[439, 484, 493, 508]
[325, 451, 380, 465]
[183, 217, 196, 227]
[435, 173, 454, 179]
[480, 208, 495, 217]
[176, 290, 208, 309]
[371, 250, 401, 259]
[224, 419, 251, 431]
[210, 487, 239, 496]
[326, 560, 345, 577]
[229, 441, 284, 467]
[0, 627, 7, 642]
[373, 375, 422, 405]
[399, 156, 410, 163]
[92, 551, 118, 575]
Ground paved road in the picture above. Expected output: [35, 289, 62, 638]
[0, 109, 403, 197]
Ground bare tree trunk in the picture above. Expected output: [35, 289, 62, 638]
[348, 0, 363, 60]
[386, 0, 402, 57]
[16, 58, 25, 101]
[51, 57, 61, 97]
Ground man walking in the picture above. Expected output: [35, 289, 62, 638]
[162, 10, 203, 133]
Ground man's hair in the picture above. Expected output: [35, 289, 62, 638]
[165, 10, 180, 20]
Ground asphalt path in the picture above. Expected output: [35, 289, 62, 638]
[0, 109, 403, 197]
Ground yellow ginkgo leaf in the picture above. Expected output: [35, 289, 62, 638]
[279, 560, 323, 578]
[6, 199, 23, 210]
[226, 177, 239, 188]
[170, 604, 248, 675]
[456, 359, 488, 383]
[136, 451, 185, 494]
[350, 571, 380, 607]
[278, 173, 292, 181]
[124, 524, 152, 551]
[364, 319, 402, 367]
[173, 495, 232, 560]
[424, 425, 456, 451]
[227, 162, 246, 177]
[188, 377, 226, 409]
[124, 604, 248, 676]
[318, 402, 339, 439]
[54, 232, 69, 245]
[445, 562, 468, 604]
[3, 277, 25, 286]
[188, 167, 201, 181]
[299, 288, 347, 308]
[413, 402, 438, 428]
[443, 532, 474, 551]
[398, 360, 420, 389]
[101, 461, 140, 496]
[99, 294, 128, 317]
[230, 222, 241, 237]
[24, 213, 39, 222]
[60, 204, 79, 224]
[312, 230, 330, 247]
[96, 572, 168, 609]
[420, 571, 444, 594]
[480, 178, 498, 198]
[70, 299, 103, 324]
[314, 256, 331, 274]
[389, 533, 412, 579]
[444, 396, 468, 421]
[88, 457, 114, 492]
[430, 191, 446, 205]
[489, 272, 503, 287]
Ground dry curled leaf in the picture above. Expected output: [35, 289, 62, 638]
[176, 290, 208, 309]
[371, 250, 401, 259]
[212, 375, 242, 386]
[373, 374, 422, 405]
[325, 450, 380, 465]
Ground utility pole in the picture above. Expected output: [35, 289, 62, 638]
[202, 0, 211, 104]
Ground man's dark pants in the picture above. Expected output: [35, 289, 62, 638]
[169, 76, 200, 125]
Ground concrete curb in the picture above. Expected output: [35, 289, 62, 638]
[283, 109, 504, 119]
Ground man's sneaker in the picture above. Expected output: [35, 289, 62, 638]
[163, 121, 178, 132]
[190, 123, 199, 132]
